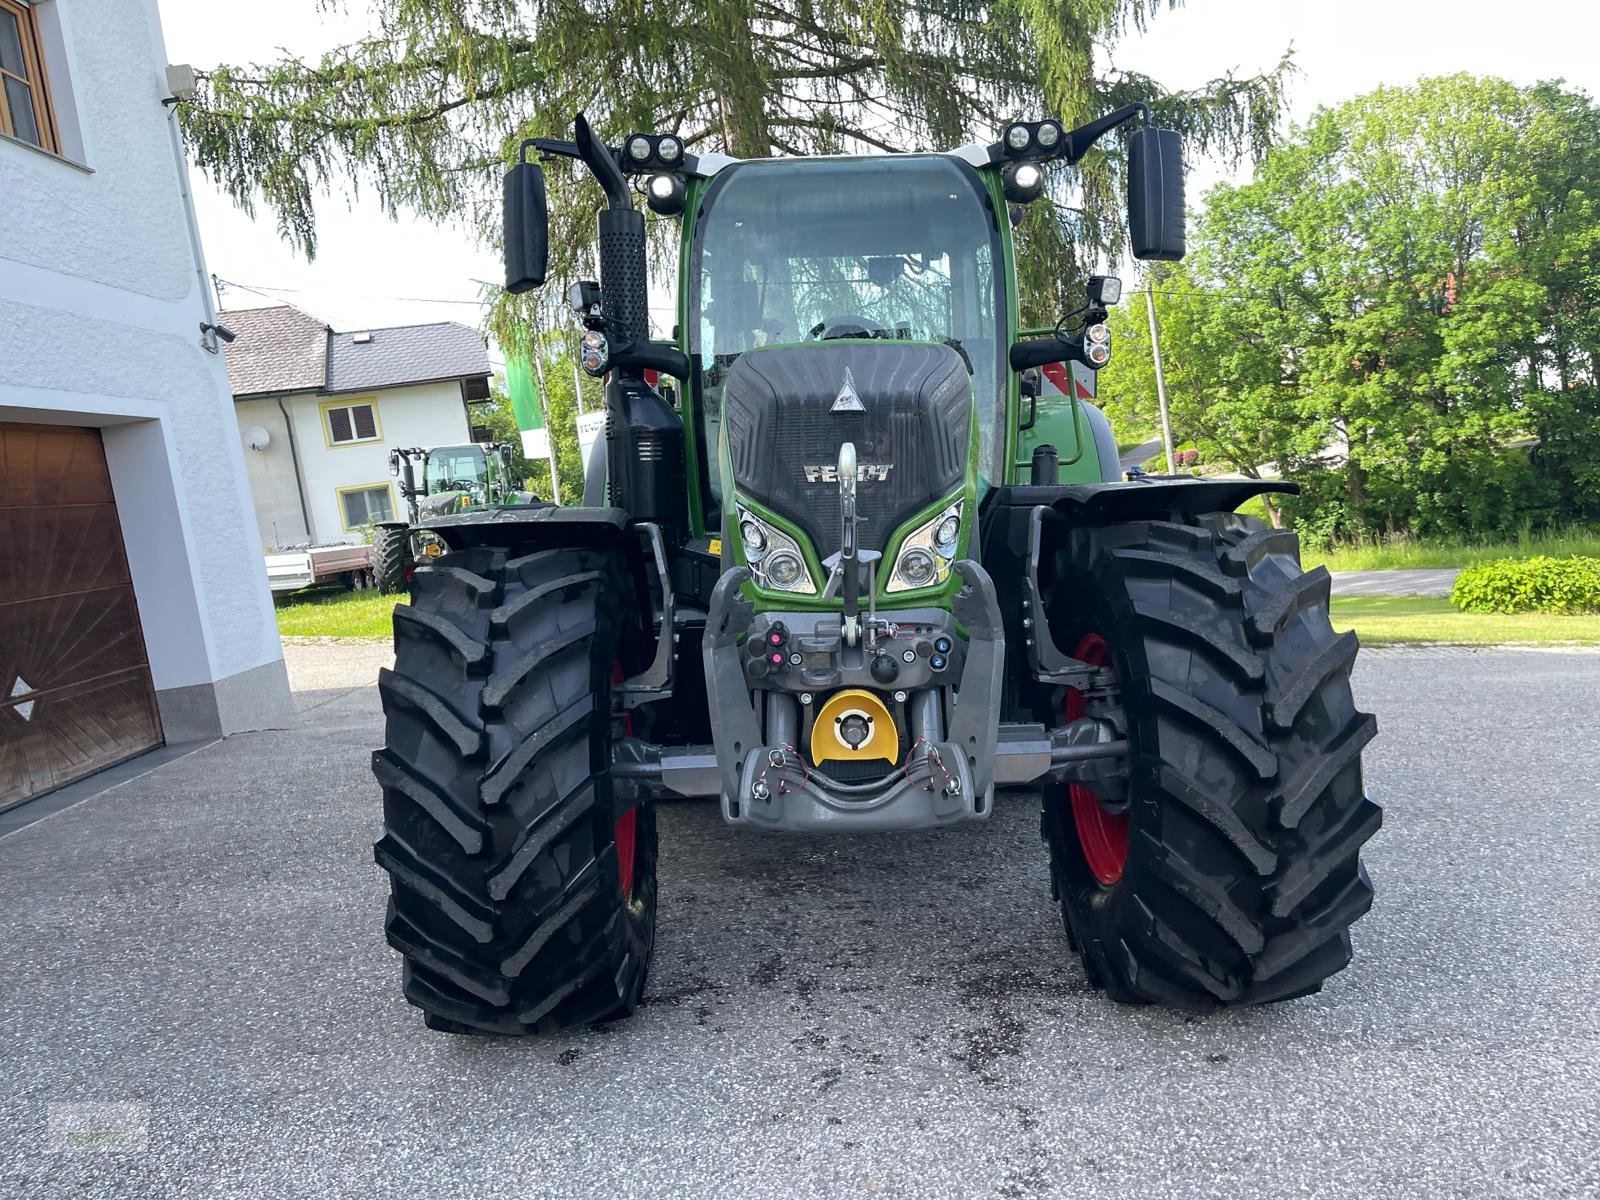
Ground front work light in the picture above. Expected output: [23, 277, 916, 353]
[1087, 275, 1122, 307]
[656, 135, 682, 162]
[646, 172, 686, 216]
[1002, 162, 1045, 204]
[1036, 120, 1062, 150]
[1005, 123, 1032, 152]
[627, 135, 652, 162]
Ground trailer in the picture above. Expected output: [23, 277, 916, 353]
[264, 543, 374, 594]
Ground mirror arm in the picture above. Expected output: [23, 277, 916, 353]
[1060, 101, 1151, 165]
[612, 341, 691, 380]
[1010, 334, 1088, 372]
[526, 136, 579, 163]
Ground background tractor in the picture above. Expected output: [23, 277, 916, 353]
[370, 440, 535, 592]
[372, 106, 1380, 1034]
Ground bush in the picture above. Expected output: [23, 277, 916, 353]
[1450, 556, 1600, 614]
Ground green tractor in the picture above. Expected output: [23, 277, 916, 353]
[370, 441, 534, 592]
[372, 106, 1380, 1034]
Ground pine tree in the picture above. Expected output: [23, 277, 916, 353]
[181, 0, 1290, 334]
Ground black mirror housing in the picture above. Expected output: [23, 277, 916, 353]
[503, 160, 549, 293]
[1127, 126, 1185, 261]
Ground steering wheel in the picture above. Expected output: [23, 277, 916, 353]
[806, 314, 889, 341]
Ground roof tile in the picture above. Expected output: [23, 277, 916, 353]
[219, 305, 491, 398]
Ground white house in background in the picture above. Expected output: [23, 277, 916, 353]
[0, 0, 292, 809]
[221, 305, 492, 549]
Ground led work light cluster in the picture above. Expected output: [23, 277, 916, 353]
[1083, 321, 1111, 367]
[998, 119, 1067, 204]
[621, 132, 690, 216]
[886, 499, 963, 594]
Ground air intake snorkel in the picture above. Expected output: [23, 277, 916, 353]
[565, 113, 688, 536]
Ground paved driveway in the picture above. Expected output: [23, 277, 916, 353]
[3, 643, 1598, 1199]
[1329, 567, 1460, 597]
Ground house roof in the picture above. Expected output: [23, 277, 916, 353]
[325, 321, 490, 394]
[220, 305, 490, 399]
[221, 305, 329, 398]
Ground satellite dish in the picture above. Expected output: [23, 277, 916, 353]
[244, 425, 271, 451]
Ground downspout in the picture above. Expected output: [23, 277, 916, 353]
[276, 395, 314, 543]
[163, 103, 220, 351]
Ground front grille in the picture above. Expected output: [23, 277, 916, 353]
[724, 343, 970, 560]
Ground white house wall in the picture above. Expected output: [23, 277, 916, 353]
[234, 396, 311, 550]
[0, 0, 292, 741]
[280, 381, 472, 543]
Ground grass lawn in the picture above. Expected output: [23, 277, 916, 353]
[1302, 526, 1600, 573]
[1331, 594, 1600, 646]
[275, 587, 396, 639]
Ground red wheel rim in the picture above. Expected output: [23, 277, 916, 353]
[614, 808, 637, 900]
[1066, 632, 1128, 886]
[610, 660, 636, 899]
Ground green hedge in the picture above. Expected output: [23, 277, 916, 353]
[1450, 556, 1600, 614]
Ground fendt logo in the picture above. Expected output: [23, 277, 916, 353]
[803, 463, 893, 483]
[831, 367, 866, 414]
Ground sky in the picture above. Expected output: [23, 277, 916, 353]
[154, 0, 1600, 350]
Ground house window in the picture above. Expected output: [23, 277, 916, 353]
[0, 0, 57, 153]
[322, 399, 381, 446]
[338, 484, 394, 530]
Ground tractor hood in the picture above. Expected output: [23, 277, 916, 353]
[723, 341, 971, 562]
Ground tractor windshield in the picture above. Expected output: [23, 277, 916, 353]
[424, 445, 489, 501]
[690, 155, 1004, 513]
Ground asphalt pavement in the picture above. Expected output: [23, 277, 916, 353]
[3, 642, 1598, 1199]
[1329, 567, 1461, 597]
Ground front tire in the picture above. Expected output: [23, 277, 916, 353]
[1041, 513, 1380, 1007]
[372, 543, 656, 1033]
[372, 524, 412, 595]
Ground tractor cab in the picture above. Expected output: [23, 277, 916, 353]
[422, 443, 494, 505]
[387, 441, 518, 521]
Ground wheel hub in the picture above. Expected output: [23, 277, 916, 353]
[1066, 632, 1128, 886]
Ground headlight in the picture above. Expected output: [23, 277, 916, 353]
[887, 498, 963, 593]
[627, 135, 652, 162]
[766, 550, 805, 588]
[897, 548, 937, 588]
[657, 135, 682, 162]
[739, 518, 766, 557]
[736, 506, 817, 595]
[1005, 123, 1031, 151]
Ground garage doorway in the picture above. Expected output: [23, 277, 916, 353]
[1, 423, 163, 809]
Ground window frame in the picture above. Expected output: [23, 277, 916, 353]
[0, 0, 59, 155]
[318, 397, 383, 448]
[335, 481, 397, 532]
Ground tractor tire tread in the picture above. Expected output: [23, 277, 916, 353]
[1041, 513, 1380, 1009]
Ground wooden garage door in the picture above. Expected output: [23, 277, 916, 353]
[0, 423, 163, 809]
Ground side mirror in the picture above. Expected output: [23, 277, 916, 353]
[503, 158, 549, 293]
[499, 444, 514, 473]
[1127, 126, 1185, 261]
[388, 449, 400, 477]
